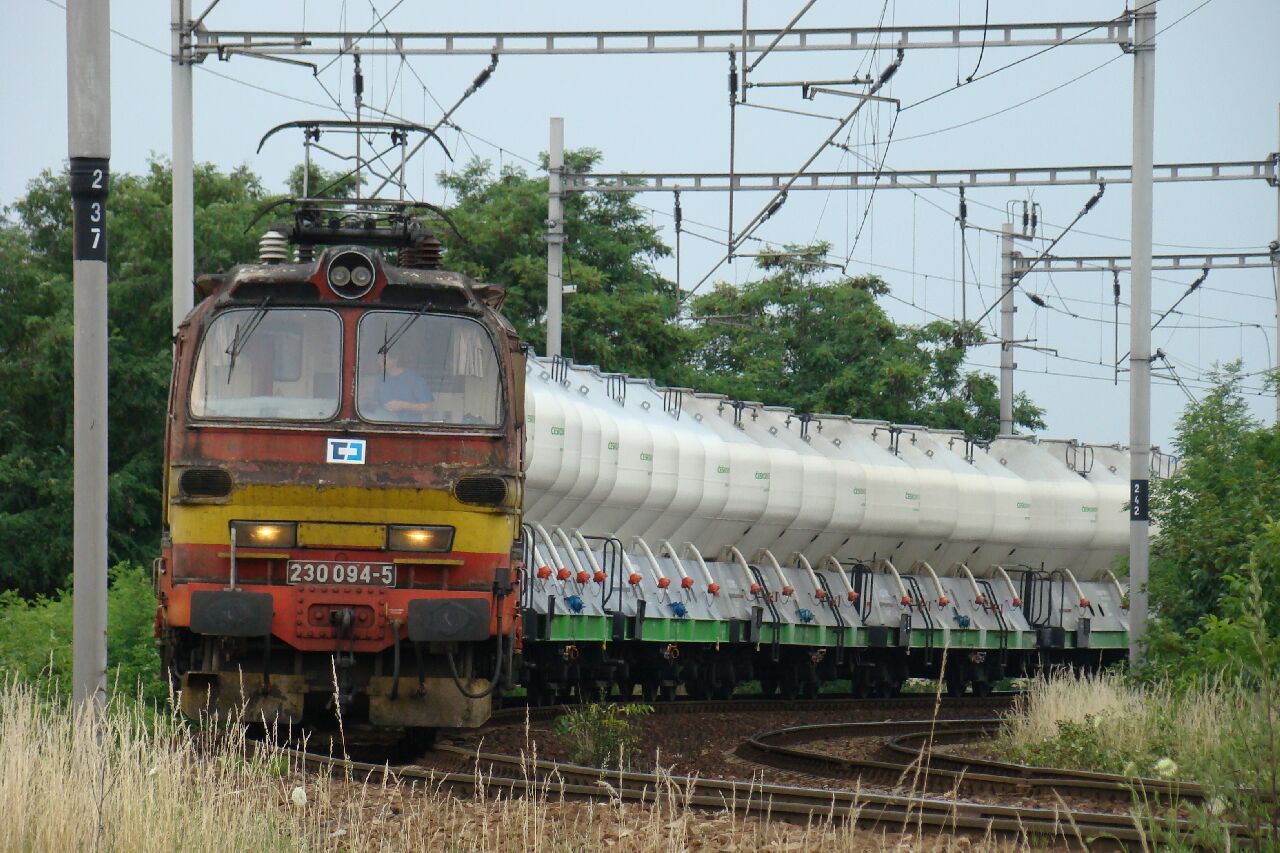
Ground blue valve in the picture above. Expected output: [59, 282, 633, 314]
[669, 601, 688, 618]
[566, 595, 585, 614]
[953, 613, 971, 628]
[797, 608, 815, 624]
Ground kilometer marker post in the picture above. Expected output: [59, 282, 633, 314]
[67, 0, 111, 712]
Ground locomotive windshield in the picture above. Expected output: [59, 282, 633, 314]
[357, 311, 502, 426]
[190, 307, 342, 420]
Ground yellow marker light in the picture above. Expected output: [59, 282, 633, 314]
[231, 520, 298, 549]
[387, 525, 455, 553]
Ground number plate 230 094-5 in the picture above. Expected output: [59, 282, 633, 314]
[286, 561, 395, 587]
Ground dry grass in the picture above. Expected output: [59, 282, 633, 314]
[999, 668, 1245, 780]
[0, 682, 1029, 852]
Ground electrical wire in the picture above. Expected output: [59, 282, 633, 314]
[864, 0, 1218, 148]
[905, 2, 1118, 112]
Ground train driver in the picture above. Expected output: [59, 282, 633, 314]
[374, 351, 435, 421]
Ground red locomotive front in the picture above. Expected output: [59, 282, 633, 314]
[156, 237, 524, 731]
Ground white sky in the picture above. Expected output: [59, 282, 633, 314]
[4, 0, 1278, 449]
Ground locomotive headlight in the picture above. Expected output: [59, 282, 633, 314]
[328, 264, 352, 286]
[326, 250, 375, 298]
[231, 520, 298, 549]
[387, 525, 455, 553]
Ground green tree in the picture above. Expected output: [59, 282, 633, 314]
[436, 152, 691, 384]
[285, 163, 361, 199]
[0, 160, 266, 596]
[687, 244, 1044, 437]
[1144, 364, 1280, 667]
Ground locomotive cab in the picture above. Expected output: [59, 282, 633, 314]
[156, 232, 524, 730]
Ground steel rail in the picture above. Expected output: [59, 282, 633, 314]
[263, 695, 1233, 843]
[482, 693, 1016, 729]
[405, 742, 1169, 842]
[743, 718, 1208, 805]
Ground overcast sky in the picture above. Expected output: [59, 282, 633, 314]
[4, 0, 1278, 449]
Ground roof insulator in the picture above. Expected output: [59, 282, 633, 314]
[258, 230, 289, 264]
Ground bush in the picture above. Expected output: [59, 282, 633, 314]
[0, 563, 161, 704]
[552, 703, 653, 769]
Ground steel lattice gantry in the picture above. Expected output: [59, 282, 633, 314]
[565, 159, 1279, 193]
[188, 19, 1131, 61]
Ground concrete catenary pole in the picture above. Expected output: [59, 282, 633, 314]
[1128, 0, 1156, 667]
[1273, 103, 1279, 423]
[172, 0, 195, 333]
[546, 116, 564, 358]
[67, 0, 111, 712]
[999, 223, 1016, 436]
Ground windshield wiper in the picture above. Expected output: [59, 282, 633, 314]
[376, 305, 430, 359]
[225, 297, 272, 383]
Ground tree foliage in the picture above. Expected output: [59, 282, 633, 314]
[1143, 365, 1280, 674]
[0, 564, 162, 702]
[687, 244, 1045, 438]
[436, 152, 691, 385]
[0, 160, 267, 596]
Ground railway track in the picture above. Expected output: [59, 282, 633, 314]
[483, 692, 1017, 728]
[270, 693, 1239, 845]
[740, 718, 1208, 806]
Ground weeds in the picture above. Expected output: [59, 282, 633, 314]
[551, 702, 653, 769]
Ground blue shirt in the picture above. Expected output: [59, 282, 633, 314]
[376, 370, 433, 411]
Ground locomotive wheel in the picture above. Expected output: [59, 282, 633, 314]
[759, 675, 779, 697]
[972, 680, 993, 697]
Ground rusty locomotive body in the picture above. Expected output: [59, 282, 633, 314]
[157, 235, 525, 730]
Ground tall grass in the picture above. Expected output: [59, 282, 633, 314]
[1000, 669, 1236, 779]
[0, 681, 1007, 852]
[999, 669, 1280, 848]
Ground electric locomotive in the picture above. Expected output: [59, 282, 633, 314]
[156, 214, 523, 730]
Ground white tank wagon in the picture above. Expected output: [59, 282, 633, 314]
[515, 354, 1133, 700]
[523, 355, 1129, 581]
